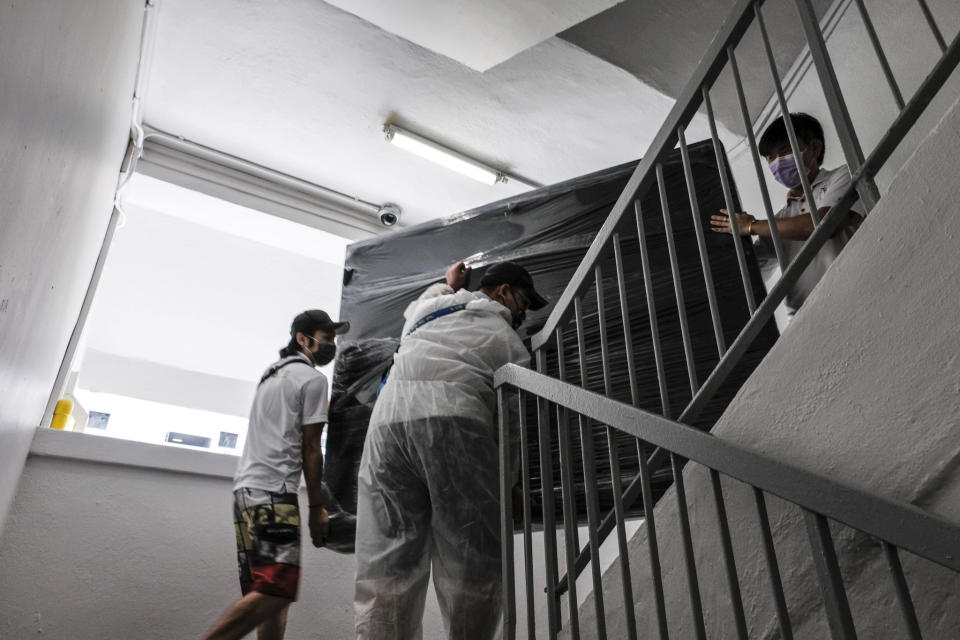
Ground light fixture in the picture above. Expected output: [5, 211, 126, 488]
[383, 124, 538, 189]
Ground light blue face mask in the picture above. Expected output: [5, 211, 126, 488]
[769, 153, 802, 188]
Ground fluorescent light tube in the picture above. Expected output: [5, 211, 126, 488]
[384, 124, 503, 185]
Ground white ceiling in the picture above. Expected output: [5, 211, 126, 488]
[559, 0, 836, 137]
[143, 0, 742, 230]
[324, 0, 622, 72]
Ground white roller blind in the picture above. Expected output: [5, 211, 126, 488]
[138, 131, 385, 240]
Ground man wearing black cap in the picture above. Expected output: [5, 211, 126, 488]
[204, 310, 348, 640]
[354, 260, 547, 640]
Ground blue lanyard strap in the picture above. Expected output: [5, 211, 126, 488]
[404, 303, 468, 337]
[380, 303, 468, 398]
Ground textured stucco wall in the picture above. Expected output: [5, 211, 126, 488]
[571, 94, 960, 638]
[0, 448, 448, 639]
[0, 0, 144, 535]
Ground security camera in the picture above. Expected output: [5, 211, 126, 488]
[378, 203, 401, 227]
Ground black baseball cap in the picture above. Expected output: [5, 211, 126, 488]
[290, 310, 350, 336]
[479, 262, 548, 310]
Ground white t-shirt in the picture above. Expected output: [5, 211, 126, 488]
[755, 165, 866, 315]
[234, 352, 329, 493]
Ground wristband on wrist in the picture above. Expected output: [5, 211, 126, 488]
[747, 219, 755, 235]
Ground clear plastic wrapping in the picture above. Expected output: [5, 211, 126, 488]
[333, 140, 779, 523]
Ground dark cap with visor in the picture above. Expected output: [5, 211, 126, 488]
[290, 310, 350, 336]
[479, 261, 548, 310]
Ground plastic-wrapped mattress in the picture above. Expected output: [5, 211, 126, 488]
[328, 140, 778, 522]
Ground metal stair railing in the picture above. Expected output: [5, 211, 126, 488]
[506, 0, 960, 636]
[496, 365, 960, 640]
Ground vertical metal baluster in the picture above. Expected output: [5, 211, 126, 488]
[634, 199, 672, 418]
[677, 126, 727, 356]
[498, 387, 516, 640]
[554, 330, 581, 639]
[915, 0, 947, 52]
[657, 162, 699, 395]
[852, 0, 905, 109]
[634, 197, 674, 634]
[803, 510, 857, 640]
[574, 297, 607, 638]
[753, 489, 793, 640]
[536, 350, 561, 638]
[882, 543, 922, 640]
[790, 0, 881, 211]
[710, 470, 749, 639]
[594, 265, 614, 399]
[703, 86, 758, 313]
[613, 233, 641, 407]
[518, 390, 536, 640]
[755, 2, 822, 224]
[595, 265, 638, 640]
[614, 231, 647, 464]
[638, 442, 670, 639]
[672, 454, 707, 640]
[726, 45, 788, 272]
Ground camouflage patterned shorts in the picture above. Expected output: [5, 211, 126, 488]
[233, 488, 301, 600]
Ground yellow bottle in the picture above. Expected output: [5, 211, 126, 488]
[51, 398, 75, 431]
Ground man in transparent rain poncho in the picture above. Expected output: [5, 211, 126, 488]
[354, 260, 548, 640]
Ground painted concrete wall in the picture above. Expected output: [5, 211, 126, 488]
[0, 0, 145, 535]
[79, 349, 257, 419]
[571, 94, 960, 639]
[0, 431, 448, 638]
[0, 440, 620, 639]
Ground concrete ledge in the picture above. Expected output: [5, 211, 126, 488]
[29, 427, 237, 479]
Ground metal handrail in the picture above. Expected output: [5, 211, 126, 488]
[497, 365, 960, 572]
[548, 26, 960, 609]
[679, 27, 960, 426]
[519, 0, 960, 597]
[496, 366, 960, 639]
[496, 0, 960, 636]
[529, 0, 765, 353]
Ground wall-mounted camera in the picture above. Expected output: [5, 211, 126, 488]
[377, 203, 401, 227]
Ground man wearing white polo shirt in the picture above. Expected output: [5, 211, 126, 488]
[204, 310, 349, 640]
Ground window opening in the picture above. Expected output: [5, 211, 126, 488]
[59, 173, 348, 455]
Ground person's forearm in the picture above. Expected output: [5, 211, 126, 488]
[302, 447, 324, 509]
[754, 213, 815, 241]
